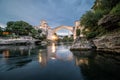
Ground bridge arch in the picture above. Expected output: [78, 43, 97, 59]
[52, 26, 74, 33]
[47, 26, 76, 40]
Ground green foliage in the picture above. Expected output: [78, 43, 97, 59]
[86, 32, 98, 39]
[80, 10, 104, 30]
[63, 36, 73, 42]
[80, 11, 94, 28]
[63, 36, 69, 41]
[93, 0, 120, 13]
[6, 21, 33, 36]
[58, 35, 73, 42]
[2, 21, 47, 40]
[31, 29, 38, 37]
[80, 0, 120, 39]
[76, 29, 80, 36]
[0, 26, 2, 31]
[118, 22, 120, 26]
[7, 21, 14, 27]
[39, 34, 46, 40]
[34, 34, 46, 40]
[0, 26, 3, 36]
[38, 29, 42, 33]
[31, 29, 46, 40]
[110, 3, 120, 15]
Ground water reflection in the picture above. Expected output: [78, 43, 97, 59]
[52, 43, 56, 53]
[0, 45, 38, 71]
[38, 50, 47, 67]
[0, 43, 73, 71]
[72, 51, 120, 80]
[47, 42, 57, 60]
[75, 58, 89, 66]
[0, 43, 82, 80]
[0, 43, 120, 80]
[3, 50, 10, 58]
[0, 45, 36, 58]
[38, 42, 73, 67]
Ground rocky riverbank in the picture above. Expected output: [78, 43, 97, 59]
[70, 32, 120, 53]
[70, 37, 95, 50]
[71, 14, 120, 53]
[94, 14, 120, 53]
[93, 32, 120, 53]
[0, 39, 39, 45]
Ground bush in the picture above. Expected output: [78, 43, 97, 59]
[76, 29, 80, 36]
[80, 10, 104, 29]
[110, 3, 120, 15]
[86, 32, 98, 39]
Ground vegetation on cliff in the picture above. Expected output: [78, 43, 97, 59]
[80, 0, 120, 39]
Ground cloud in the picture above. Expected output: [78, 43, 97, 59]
[0, 23, 6, 28]
[56, 29, 73, 36]
[0, 0, 95, 34]
[56, 32, 72, 36]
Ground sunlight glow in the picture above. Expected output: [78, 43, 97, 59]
[52, 35, 58, 41]
[38, 53, 42, 63]
[52, 43, 56, 53]
[3, 50, 9, 58]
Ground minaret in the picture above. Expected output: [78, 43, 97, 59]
[75, 20, 80, 27]
[68, 30, 70, 38]
[74, 20, 85, 37]
[74, 20, 80, 39]
[40, 20, 48, 31]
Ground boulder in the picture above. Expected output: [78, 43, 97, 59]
[70, 37, 95, 50]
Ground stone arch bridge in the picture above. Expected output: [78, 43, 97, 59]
[47, 25, 76, 40]
[36, 20, 81, 40]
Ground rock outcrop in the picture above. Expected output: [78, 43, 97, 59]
[94, 14, 120, 53]
[93, 32, 120, 53]
[98, 14, 120, 30]
[70, 37, 95, 50]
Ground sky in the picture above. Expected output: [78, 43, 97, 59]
[0, 0, 95, 35]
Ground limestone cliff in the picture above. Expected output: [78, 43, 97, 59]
[93, 32, 120, 53]
[98, 14, 120, 30]
[95, 14, 120, 53]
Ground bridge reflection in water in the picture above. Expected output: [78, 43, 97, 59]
[38, 42, 74, 67]
[0, 43, 120, 80]
[0, 43, 74, 71]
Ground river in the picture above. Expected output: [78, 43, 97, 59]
[0, 43, 120, 80]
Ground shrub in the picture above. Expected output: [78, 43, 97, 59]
[76, 29, 80, 36]
[86, 32, 98, 39]
[110, 3, 120, 15]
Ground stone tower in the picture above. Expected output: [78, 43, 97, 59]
[39, 20, 48, 31]
[73, 20, 80, 39]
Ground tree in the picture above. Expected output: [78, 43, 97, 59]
[80, 0, 120, 39]
[6, 21, 34, 36]
[31, 29, 47, 40]
[76, 29, 80, 36]
[92, 0, 120, 12]
[80, 10, 104, 30]
[110, 2, 120, 15]
[0, 26, 3, 36]
[38, 29, 42, 33]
